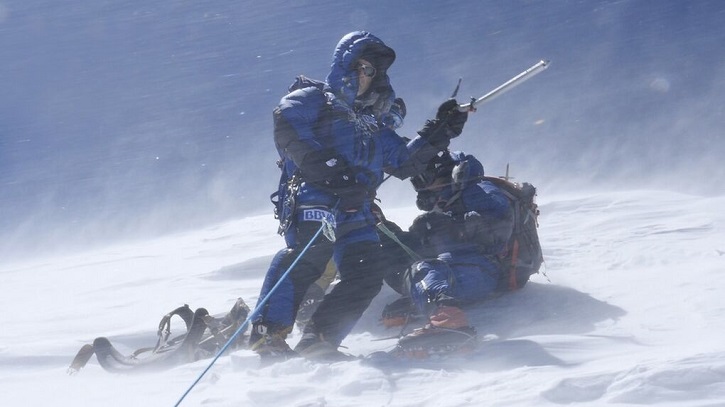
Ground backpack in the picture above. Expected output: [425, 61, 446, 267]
[481, 176, 544, 291]
[67, 298, 251, 374]
[269, 76, 330, 235]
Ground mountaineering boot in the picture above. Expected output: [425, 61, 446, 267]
[294, 332, 356, 362]
[381, 297, 421, 328]
[393, 306, 477, 359]
[249, 324, 298, 361]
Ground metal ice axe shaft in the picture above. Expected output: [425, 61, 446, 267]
[458, 60, 550, 112]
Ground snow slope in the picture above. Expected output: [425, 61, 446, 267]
[2, 189, 724, 407]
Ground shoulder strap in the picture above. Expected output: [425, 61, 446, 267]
[154, 304, 195, 353]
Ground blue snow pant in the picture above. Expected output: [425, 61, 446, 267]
[252, 206, 387, 347]
[404, 252, 503, 314]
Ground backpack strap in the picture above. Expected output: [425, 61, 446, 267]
[197, 298, 251, 354]
[67, 343, 95, 375]
[153, 304, 195, 353]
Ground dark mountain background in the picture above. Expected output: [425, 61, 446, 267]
[1, 0, 723, 260]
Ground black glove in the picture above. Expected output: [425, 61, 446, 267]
[300, 148, 356, 189]
[436, 99, 468, 137]
[417, 99, 468, 150]
[415, 189, 438, 211]
[409, 211, 457, 244]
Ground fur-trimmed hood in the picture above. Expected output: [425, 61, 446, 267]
[325, 31, 396, 117]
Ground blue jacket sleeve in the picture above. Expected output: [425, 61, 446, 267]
[379, 129, 442, 180]
[461, 181, 512, 219]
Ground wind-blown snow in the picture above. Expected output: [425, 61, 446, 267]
[2, 1, 724, 262]
[2, 1, 724, 405]
[2, 189, 724, 407]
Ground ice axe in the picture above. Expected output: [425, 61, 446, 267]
[456, 59, 550, 112]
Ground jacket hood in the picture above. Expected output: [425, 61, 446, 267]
[325, 31, 396, 111]
[449, 151, 485, 192]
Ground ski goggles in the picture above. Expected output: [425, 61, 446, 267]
[357, 63, 377, 78]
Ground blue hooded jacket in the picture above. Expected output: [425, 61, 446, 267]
[272, 32, 442, 240]
[406, 152, 513, 311]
